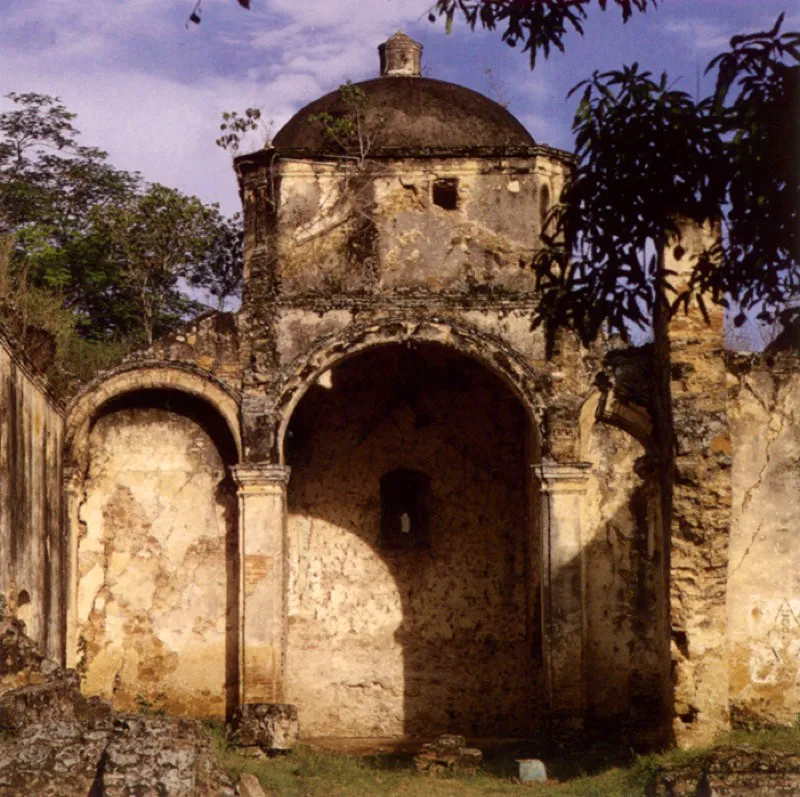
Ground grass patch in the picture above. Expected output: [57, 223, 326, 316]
[204, 724, 800, 797]
[205, 736, 646, 796]
[716, 722, 800, 754]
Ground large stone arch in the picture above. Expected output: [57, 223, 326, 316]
[62, 362, 243, 718]
[280, 336, 542, 736]
[272, 318, 547, 465]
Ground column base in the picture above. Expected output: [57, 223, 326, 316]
[227, 703, 300, 754]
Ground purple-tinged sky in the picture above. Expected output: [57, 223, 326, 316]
[0, 0, 795, 220]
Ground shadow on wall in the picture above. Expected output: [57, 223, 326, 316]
[284, 344, 670, 744]
[76, 389, 240, 719]
[284, 343, 540, 738]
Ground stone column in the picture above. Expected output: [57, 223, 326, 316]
[661, 220, 732, 748]
[231, 463, 291, 705]
[537, 462, 591, 732]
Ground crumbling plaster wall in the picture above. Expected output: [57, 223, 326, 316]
[76, 402, 236, 718]
[0, 329, 64, 659]
[236, 148, 583, 465]
[237, 143, 670, 740]
[284, 344, 538, 737]
[726, 351, 800, 727]
[271, 155, 568, 296]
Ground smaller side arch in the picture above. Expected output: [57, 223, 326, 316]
[62, 361, 242, 703]
[65, 362, 242, 466]
[61, 362, 242, 676]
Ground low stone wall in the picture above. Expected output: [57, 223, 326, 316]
[650, 746, 800, 796]
[0, 609, 235, 797]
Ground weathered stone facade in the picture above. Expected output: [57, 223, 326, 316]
[284, 344, 537, 737]
[0, 33, 797, 750]
[726, 350, 800, 730]
[0, 325, 64, 661]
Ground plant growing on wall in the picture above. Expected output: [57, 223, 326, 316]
[215, 107, 273, 155]
[309, 82, 377, 168]
[279, 82, 388, 276]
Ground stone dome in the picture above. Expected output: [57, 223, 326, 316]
[271, 33, 536, 153]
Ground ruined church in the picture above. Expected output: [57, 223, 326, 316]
[1, 33, 798, 750]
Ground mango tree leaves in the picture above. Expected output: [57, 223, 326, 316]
[430, 0, 656, 68]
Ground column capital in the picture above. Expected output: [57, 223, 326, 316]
[231, 463, 291, 492]
[535, 461, 591, 494]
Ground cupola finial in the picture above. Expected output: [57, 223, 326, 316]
[378, 31, 423, 77]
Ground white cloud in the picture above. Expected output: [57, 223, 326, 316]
[0, 0, 438, 215]
[663, 18, 731, 54]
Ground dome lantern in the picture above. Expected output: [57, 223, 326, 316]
[378, 31, 423, 78]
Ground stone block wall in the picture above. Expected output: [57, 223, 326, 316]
[135, 311, 242, 394]
[0, 327, 64, 660]
[726, 350, 800, 727]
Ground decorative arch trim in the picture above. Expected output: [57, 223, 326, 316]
[65, 361, 242, 463]
[272, 318, 545, 463]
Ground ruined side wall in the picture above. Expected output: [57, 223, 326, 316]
[77, 405, 236, 718]
[135, 312, 242, 393]
[581, 407, 667, 742]
[284, 345, 537, 737]
[0, 331, 64, 659]
[727, 352, 800, 727]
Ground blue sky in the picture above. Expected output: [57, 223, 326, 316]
[0, 0, 796, 220]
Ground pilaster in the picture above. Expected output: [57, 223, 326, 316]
[536, 461, 591, 731]
[62, 467, 83, 669]
[231, 463, 291, 706]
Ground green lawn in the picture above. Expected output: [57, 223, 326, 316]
[207, 724, 800, 797]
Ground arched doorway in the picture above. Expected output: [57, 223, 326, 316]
[64, 372, 241, 719]
[283, 342, 543, 737]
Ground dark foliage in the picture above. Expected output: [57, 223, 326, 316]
[532, 64, 726, 346]
[692, 17, 800, 330]
[530, 15, 799, 347]
[430, 0, 656, 68]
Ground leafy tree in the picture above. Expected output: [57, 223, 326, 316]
[693, 20, 800, 330]
[533, 64, 726, 346]
[97, 183, 218, 345]
[0, 92, 245, 374]
[0, 92, 141, 339]
[430, 6, 799, 346]
[430, 0, 656, 68]
[0, 92, 139, 240]
[189, 211, 244, 312]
